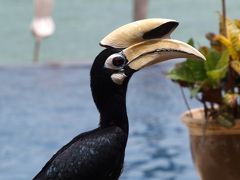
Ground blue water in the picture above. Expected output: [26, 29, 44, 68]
[0, 63, 201, 180]
[0, 1, 239, 179]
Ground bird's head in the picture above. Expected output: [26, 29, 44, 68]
[90, 18, 205, 129]
[91, 18, 205, 89]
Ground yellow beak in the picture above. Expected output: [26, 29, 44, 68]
[122, 38, 205, 70]
[100, 18, 206, 85]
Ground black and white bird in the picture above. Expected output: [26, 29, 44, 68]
[33, 18, 205, 180]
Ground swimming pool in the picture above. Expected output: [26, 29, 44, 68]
[0, 62, 200, 180]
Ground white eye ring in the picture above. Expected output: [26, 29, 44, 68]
[104, 53, 126, 70]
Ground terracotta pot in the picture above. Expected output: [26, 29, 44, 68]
[181, 108, 240, 180]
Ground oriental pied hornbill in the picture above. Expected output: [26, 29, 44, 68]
[33, 18, 205, 180]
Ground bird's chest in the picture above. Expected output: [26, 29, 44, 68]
[48, 137, 126, 180]
[76, 142, 125, 180]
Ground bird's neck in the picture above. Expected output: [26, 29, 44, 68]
[91, 81, 129, 134]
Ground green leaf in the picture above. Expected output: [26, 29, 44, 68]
[167, 62, 195, 83]
[186, 59, 206, 81]
[204, 48, 221, 71]
[206, 50, 229, 85]
[168, 48, 228, 89]
[216, 50, 230, 69]
[231, 61, 240, 75]
[187, 38, 195, 47]
[206, 66, 227, 84]
[190, 86, 202, 97]
[217, 114, 234, 128]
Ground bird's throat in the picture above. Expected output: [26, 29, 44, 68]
[91, 80, 129, 134]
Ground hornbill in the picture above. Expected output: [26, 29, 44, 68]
[33, 18, 205, 180]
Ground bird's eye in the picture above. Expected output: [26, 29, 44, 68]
[104, 53, 126, 70]
[112, 56, 125, 67]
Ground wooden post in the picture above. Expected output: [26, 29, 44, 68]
[133, 0, 149, 21]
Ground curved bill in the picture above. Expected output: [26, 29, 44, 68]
[100, 18, 179, 49]
[122, 39, 206, 70]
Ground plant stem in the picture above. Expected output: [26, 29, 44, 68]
[180, 86, 193, 117]
[203, 101, 208, 119]
[133, 0, 148, 21]
[221, 0, 227, 37]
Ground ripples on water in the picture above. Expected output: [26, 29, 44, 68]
[0, 63, 202, 180]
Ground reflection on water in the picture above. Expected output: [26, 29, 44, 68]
[0, 63, 200, 180]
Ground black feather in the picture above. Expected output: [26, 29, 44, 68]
[33, 49, 131, 180]
[33, 127, 127, 180]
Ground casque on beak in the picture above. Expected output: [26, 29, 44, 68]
[100, 18, 179, 49]
[100, 18, 206, 85]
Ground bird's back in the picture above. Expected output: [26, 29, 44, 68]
[33, 126, 127, 180]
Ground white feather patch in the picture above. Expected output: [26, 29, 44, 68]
[111, 73, 127, 85]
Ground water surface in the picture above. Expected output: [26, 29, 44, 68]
[0, 63, 201, 180]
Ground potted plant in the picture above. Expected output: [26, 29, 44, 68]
[167, 1, 240, 180]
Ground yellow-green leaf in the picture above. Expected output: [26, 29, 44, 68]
[231, 61, 240, 75]
[216, 50, 229, 69]
[217, 115, 234, 128]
